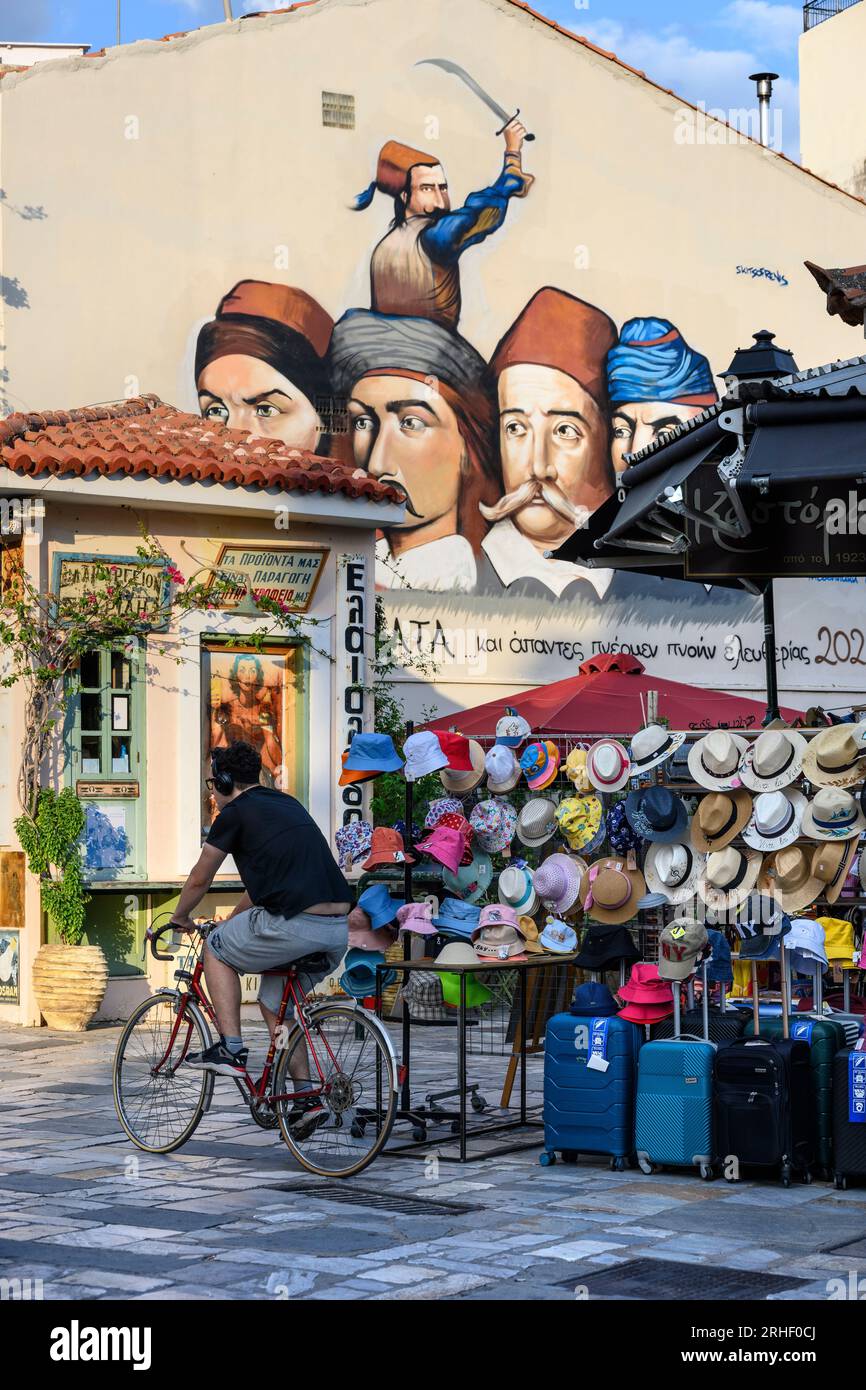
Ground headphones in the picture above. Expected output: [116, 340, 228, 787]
[210, 751, 235, 797]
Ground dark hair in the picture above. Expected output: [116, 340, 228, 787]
[214, 740, 262, 788]
[195, 314, 334, 452]
[389, 164, 439, 230]
[228, 652, 264, 697]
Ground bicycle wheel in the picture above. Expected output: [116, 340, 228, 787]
[273, 1004, 397, 1178]
[113, 994, 214, 1153]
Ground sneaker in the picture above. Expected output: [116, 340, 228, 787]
[185, 1041, 249, 1077]
[288, 1092, 329, 1140]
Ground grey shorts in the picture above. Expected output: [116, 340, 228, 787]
[206, 907, 348, 1013]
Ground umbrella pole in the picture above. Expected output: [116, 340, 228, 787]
[762, 581, 781, 726]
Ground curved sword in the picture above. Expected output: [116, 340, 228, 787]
[415, 58, 536, 141]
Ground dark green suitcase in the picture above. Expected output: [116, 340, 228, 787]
[745, 1016, 846, 1173]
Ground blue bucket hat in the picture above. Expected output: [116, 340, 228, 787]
[606, 801, 642, 855]
[441, 849, 493, 904]
[344, 732, 403, 774]
[705, 928, 733, 984]
[624, 785, 689, 843]
[357, 883, 404, 931]
[339, 948, 396, 999]
[432, 898, 481, 938]
[570, 982, 619, 1017]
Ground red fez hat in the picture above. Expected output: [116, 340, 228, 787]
[216, 280, 333, 359]
[489, 287, 617, 407]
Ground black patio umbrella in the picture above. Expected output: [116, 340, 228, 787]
[555, 331, 866, 721]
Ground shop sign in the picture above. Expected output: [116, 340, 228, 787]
[76, 781, 140, 799]
[0, 928, 20, 1005]
[207, 544, 327, 612]
[684, 469, 866, 579]
[336, 553, 368, 829]
[52, 553, 170, 630]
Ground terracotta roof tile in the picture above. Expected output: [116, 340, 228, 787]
[0, 395, 402, 506]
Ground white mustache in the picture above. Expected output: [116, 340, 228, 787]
[479, 479, 589, 528]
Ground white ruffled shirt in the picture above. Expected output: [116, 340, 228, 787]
[481, 518, 614, 600]
[375, 535, 477, 593]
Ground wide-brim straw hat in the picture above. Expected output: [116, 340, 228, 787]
[738, 729, 807, 792]
[801, 725, 866, 788]
[440, 739, 486, 792]
[644, 840, 704, 905]
[801, 786, 866, 841]
[811, 837, 860, 905]
[690, 789, 753, 854]
[760, 843, 823, 914]
[687, 731, 748, 791]
[627, 724, 687, 775]
[697, 846, 762, 909]
[579, 857, 646, 924]
[741, 789, 807, 852]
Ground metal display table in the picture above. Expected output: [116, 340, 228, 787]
[376, 951, 579, 1163]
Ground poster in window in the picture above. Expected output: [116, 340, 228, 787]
[202, 647, 300, 833]
[0, 929, 20, 1005]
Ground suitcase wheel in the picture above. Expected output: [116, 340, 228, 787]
[637, 1155, 655, 1176]
[834, 1173, 848, 1191]
[471, 1094, 487, 1113]
[539, 1150, 556, 1167]
[781, 1163, 792, 1188]
[699, 1162, 714, 1182]
[802, 1169, 813, 1186]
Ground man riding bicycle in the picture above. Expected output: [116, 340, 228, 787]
[169, 740, 350, 1125]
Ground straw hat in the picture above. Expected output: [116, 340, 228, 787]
[585, 739, 631, 792]
[690, 790, 753, 853]
[802, 724, 866, 788]
[738, 729, 807, 792]
[811, 837, 860, 905]
[498, 864, 537, 915]
[628, 723, 686, 774]
[644, 841, 704, 905]
[741, 789, 806, 852]
[516, 797, 558, 848]
[534, 853, 585, 916]
[801, 786, 866, 840]
[688, 730, 748, 791]
[579, 857, 646, 924]
[762, 843, 823, 914]
[697, 846, 762, 910]
[439, 739, 486, 792]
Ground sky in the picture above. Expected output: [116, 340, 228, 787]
[6, 0, 806, 156]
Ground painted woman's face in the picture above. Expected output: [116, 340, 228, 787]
[197, 353, 321, 450]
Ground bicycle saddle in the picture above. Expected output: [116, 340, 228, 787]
[260, 951, 331, 975]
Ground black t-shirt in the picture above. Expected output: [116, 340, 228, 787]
[206, 786, 351, 919]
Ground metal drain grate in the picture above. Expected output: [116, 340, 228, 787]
[556, 1258, 812, 1300]
[273, 1183, 477, 1216]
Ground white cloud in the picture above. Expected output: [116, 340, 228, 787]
[718, 2, 802, 53]
[573, 16, 800, 157]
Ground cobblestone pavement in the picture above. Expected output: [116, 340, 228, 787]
[2, 1020, 866, 1302]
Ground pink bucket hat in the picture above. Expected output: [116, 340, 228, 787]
[618, 998, 674, 1025]
[534, 853, 584, 916]
[618, 961, 672, 1004]
[396, 902, 436, 936]
[415, 825, 466, 875]
[474, 903, 524, 936]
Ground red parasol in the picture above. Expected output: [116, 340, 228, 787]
[424, 653, 803, 739]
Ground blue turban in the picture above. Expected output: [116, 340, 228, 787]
[607, 317, 717, 407]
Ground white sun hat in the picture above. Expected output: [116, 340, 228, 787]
[687, 730, 748, 791]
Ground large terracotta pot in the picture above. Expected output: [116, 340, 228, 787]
[32, 942, 109, 1031]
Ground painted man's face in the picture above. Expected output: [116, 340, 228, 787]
[347, 375, 464, 539]
[611, 401, 703, 473]
[404, 164, 450, 219]
[495, 364, 612, 550]
[198, 353, 321, 450]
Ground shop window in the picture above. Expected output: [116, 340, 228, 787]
[201, 642, 308, 837]
[66, 643, 145, 880]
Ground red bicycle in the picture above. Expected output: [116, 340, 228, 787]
[113, 917, 398, 1177]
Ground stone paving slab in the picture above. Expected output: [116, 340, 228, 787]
[3, 1020, 866, 1302]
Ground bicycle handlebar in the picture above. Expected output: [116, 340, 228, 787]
[146, 919, 216, 962]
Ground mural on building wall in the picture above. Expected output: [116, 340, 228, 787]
[184, 103, 727, 608]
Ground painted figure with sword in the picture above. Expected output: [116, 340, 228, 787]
[353, 59, 534, 331]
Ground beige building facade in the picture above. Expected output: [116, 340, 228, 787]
[1, 0, 865, 720]
[801, 0, 866, 198]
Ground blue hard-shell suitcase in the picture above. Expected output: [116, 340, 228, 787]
[541, 1013, 642, 1169]
[634, 1037, 716, 1180]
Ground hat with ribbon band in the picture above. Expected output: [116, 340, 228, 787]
[687, 730, 748, 791]
[580, 857, 646, 924]
[624, 785, 689, 843]
[628, 723, 686, 774]
[738, 729, 807, 792]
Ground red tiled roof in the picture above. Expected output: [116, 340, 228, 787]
[0, 395, 402, 506]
